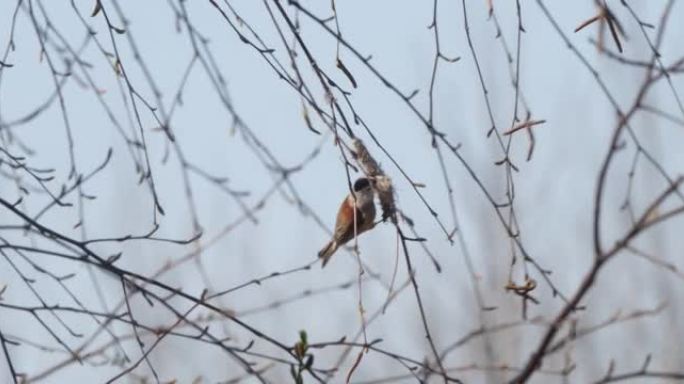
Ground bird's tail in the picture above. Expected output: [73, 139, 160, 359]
[318, 240, 338, 268]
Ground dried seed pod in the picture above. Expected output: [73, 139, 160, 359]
[352, 138, 397, 224]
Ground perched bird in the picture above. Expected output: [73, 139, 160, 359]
[318, 177, 376, 267]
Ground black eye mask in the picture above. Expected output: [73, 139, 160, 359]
[353, 177, 370, 192]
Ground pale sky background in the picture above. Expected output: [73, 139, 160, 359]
[1, 1, 683, 383]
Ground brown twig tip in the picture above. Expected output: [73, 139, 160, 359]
[505, 278, 537, 295]
[575, 7, 625, 53]
[503, 119, 546, 136]
[575, 6, 626, 53]
[352, 138, 397, 224]
[574, 14, 602, 33]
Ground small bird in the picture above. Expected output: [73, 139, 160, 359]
[318, 177, 376, 267]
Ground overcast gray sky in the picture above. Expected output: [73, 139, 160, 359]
[1, 1, 683, 383]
